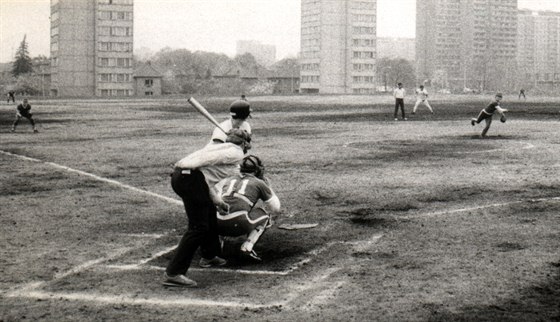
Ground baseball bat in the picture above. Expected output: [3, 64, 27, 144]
[187, 97, 227, 134]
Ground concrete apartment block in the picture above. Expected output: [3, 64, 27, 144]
[300, 0, 377, 94]
[50, 0, 134, 97]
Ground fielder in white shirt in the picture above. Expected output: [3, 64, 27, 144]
[393, 83, 407, 120]
[412, 85, 434, 114]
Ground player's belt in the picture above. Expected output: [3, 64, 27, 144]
[174, 167, 199, 175]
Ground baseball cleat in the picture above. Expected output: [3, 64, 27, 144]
[471, 119, 476, 126]
[199, 256, 227, 268]
[162, 272, 197, 287]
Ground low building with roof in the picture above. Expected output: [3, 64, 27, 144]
[134, 61, 163, 96]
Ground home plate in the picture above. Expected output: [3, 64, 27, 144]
[278, 223, 319, 230]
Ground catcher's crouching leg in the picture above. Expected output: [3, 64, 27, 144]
[240, 208, 271, 260]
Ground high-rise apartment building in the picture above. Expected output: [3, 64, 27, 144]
[300, 0, 376, 94]
[517, 9, 560, 89]
[50, 0, 134, 97]
[236, 40, 276, 67]
[416, 0, 517, 91]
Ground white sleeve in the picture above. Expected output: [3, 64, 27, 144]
[495, 106, 508, 114]
[176, 144, 243, 169]
[264, 195, 281, 213]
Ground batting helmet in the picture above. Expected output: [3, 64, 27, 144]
[240, 155, 265, 179]
[230, 100, 251, 119]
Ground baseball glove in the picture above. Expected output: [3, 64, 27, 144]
[500, 115, 506, 123]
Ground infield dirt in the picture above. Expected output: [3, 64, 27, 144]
[1, 94, 559, 321]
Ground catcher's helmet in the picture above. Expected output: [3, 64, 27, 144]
[230, 100, 251, 119]
[240, 155, 264, 178]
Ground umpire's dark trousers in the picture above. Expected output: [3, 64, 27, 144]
[394, 98, 405, 119]
[166, 168, 221, 276]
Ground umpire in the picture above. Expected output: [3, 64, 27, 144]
[164, 129, 252, 287]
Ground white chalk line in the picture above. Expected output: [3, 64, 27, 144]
[6, 247, 135, 297]
[102, 234, 384, 276]
[7, 290, 285, 309]
[0, 150, 182, 206]
[6, 236, 383, 310]
[400, 196, 560, 220]
[284, 234, 384, 308]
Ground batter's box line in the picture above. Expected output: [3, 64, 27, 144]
[101, 234, 384, 276]
[5, 235, 383, 310]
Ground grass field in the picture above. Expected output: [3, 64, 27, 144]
[0, 94, 559, 321]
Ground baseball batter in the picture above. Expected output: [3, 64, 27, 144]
[412, 85, 434, 114]
[163, 129, 252, 287]
[211, 100, 252, 144]
[471, 93, 508, 138]
[214, 155, 281, 261]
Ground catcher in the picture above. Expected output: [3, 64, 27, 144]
[471, 93, 508, 138]
[213, 155, 281, 261]
[12, 98, 38, 133]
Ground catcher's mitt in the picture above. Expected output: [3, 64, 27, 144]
[500, 115, 507, 123]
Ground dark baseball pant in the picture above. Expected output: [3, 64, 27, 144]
[394, 98, 405, 119]
[166, 168, 221, 276]
[13, 113, 35, 128]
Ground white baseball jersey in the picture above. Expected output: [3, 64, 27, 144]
[416, 88, 429, 100]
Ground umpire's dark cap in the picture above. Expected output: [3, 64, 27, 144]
[229, 100, 251, 119]
[226, 128, 251, 146]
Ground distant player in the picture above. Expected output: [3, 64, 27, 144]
[519, 88, 526, 100]
[7, 90, 15, 103]
[471, 93, 508, 138]
[393, 83, 406, 121]
[412, 85, 434, 114]
[12, 98, 38, 133]
[210, 99, 252, 144]
[214, 155, 281, 261]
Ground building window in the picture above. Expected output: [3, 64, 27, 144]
[145, 79, 153, 87]
[145, 91, 153, 96]
[98, 26, 111, 36]
[99, 58, 109, 66]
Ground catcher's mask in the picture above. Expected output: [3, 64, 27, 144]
[240, 155, 264, 178]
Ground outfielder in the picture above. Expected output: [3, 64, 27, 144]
[412, 85, 434, 114]
[12, 98, 38, 133]
[211, 99, 252, 144]
[214, 155, 281, 261]
[471, 93, 508, 138]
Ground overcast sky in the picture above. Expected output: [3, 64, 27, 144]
[1, 0, 559, 63]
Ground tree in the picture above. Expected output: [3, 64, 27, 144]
[271, 57, 299, 75]
[376, 58, 416, 91]
[12, 35, 33, 77]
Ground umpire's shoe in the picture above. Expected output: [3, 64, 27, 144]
[163, 272, 197, 287]
[199, 256, 227, 268]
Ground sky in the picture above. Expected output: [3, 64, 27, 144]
[1, 0, 559, 63]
